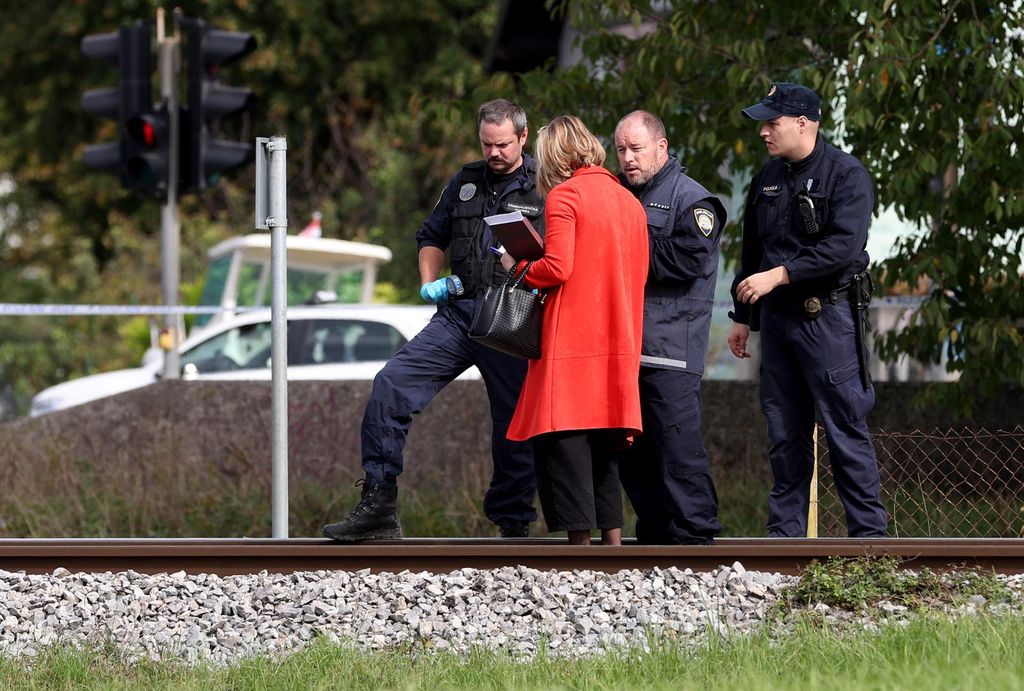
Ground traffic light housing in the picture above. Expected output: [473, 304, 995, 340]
[181, 17, 257, 193]
[80, 19, 169, 195]
[124, 106, 171, 195]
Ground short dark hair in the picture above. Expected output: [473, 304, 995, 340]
[616, 110, 666, 141]
[478, 99, 528, 136]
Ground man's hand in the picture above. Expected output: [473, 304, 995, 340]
[735, 266, 789, 304]
[728, 323, 752, 359]
[419, 278, 449, 303]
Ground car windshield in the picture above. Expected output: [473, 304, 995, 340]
[194, 259, 368, 329]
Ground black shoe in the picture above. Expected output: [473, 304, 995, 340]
[499, 521, 530, 538]
[322, 479, 402, 542]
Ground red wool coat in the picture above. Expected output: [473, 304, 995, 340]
[506, 166, 649, 442]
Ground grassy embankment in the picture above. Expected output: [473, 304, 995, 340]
[1, 615, 1022, 690]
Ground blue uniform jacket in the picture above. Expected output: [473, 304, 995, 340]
[731, 138, 873, 330]
[622, 158, 726, 376]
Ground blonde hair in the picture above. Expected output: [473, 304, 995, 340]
[534, 115, 606, 195]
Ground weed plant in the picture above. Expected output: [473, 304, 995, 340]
[781, 555, 1012, 610]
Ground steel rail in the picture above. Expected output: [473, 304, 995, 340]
[1, 538, 1023, 576]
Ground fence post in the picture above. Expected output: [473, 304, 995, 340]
[807, 423, 819, 537]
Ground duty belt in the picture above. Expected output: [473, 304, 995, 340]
[802, 285, 850, 318]
[802, 273, 873, 390]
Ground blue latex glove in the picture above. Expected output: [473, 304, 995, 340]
[420, 278, 449, 303]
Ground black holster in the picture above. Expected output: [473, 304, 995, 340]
[849, 272, 873, 390]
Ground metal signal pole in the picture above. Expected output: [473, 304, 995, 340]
[256, 136, 289, 538]
[157, 8, 181, 379]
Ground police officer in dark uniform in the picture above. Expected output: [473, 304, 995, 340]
[323, 99, 544, 541]
[728, 83, 888, 538]
[613, 110, 725, 545]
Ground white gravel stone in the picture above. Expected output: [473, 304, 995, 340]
[0, 563, 1018, 666]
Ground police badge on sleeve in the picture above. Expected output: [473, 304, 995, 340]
[693, 208, 715, 237]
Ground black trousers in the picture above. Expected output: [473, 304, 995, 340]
[532, 430, 622, 533]
[360, 300, 536, 527]
[619, 368, 720, 544]
[759, 304, 887, 537]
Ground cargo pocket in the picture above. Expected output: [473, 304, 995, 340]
[826, 355, 874, 422]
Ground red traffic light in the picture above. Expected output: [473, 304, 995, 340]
[127, 114, 163, 148]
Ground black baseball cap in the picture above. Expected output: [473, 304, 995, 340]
[742, 82, 821, 122]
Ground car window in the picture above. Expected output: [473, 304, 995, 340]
[182, 322, 274, 372]
[298, 319, 408, 364]
[182, 318, 409, 373]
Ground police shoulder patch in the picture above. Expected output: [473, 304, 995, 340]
[458, 183, 477, 201]
[693, 208, 716, 237]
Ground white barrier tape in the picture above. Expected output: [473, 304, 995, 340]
[1, 297, 925, 317]
[0, 304, 261, 316]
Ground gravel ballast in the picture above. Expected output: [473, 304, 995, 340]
[0, 564, 1021, 665]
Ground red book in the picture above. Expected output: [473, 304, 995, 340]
[484, 211, 545, 260]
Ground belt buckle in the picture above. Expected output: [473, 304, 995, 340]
[803, 297, 822, 318]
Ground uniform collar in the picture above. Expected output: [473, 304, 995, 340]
[650, 157, 681, 188]
[518, 153, 537, 190]
[787, 137, 825, 175]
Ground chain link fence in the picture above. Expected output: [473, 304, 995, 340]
[813, 426, 1024, 537]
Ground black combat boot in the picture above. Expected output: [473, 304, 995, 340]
[498, 521, 530, 538]
[322, 479, 402, 542]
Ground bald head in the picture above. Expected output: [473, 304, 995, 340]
[614, 111, 669, 187]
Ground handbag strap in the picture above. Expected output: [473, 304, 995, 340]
[505, 261, 545, 304]
[508, 260, 533, 290]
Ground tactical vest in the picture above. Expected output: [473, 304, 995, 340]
[449, 160, 545, 297]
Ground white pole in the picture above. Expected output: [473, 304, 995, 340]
[267, 136, 289, 538]
[158, 10, 181, 379]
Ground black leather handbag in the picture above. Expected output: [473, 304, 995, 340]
[468, 261, 545, 359]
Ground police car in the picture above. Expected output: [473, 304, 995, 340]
[29, 304, 479, 416]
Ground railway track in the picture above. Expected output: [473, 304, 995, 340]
[1, 538, 1023, 576]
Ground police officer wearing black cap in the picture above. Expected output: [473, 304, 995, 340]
[323, 99, 544, 542]
[614, 110, 725, 545]
[728, 82, 888, 538]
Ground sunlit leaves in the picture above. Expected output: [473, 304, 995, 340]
[521, 0, 1023, 412]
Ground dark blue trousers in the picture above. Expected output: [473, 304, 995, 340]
[360, 299, 537, 527]
[759, 303, 888, 537]
[619, 368, 720, 544]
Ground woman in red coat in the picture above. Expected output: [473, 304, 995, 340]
[505, 115, 649, 545]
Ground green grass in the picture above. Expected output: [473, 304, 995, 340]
[2, 615, 1023, 690]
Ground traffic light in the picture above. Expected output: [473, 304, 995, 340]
[80, 19, 169, 194]
[181, 17, 257, 193]
[124, 106, 171, 195]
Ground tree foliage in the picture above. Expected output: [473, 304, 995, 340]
[516, 0, 1024, 412]
[0, 0, 504, 415]
[2, 0, 1021, 418]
